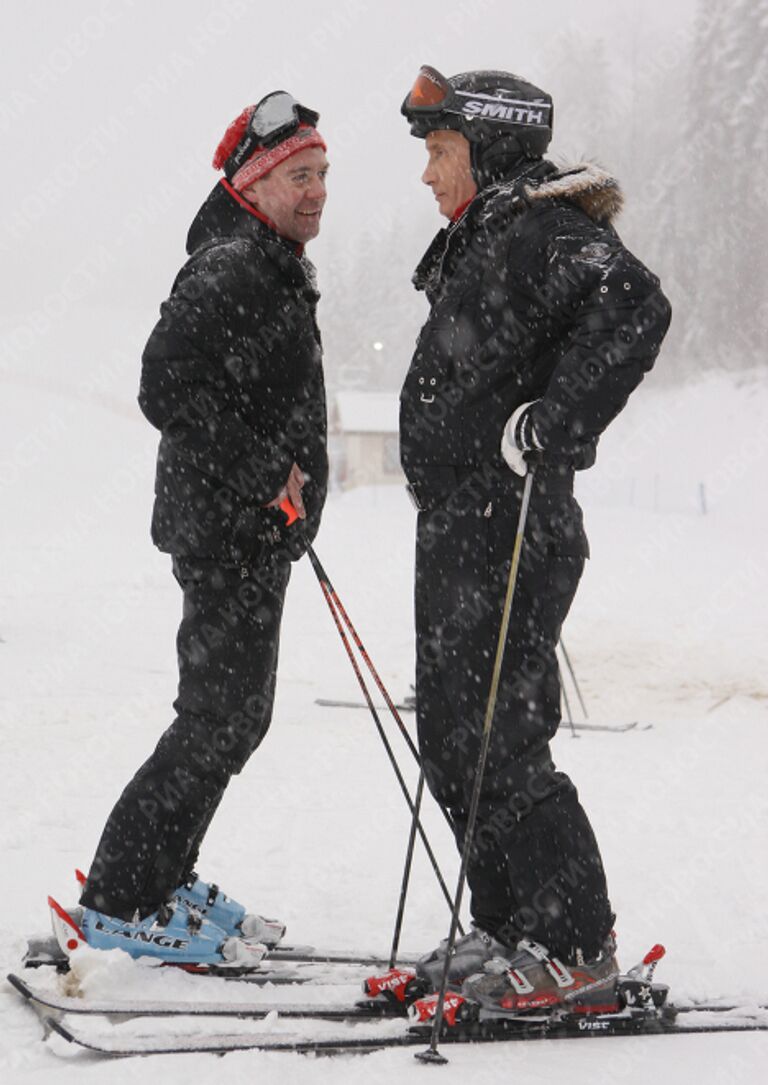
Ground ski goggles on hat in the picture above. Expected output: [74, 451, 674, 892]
[250, 91, 319, 147]
[227, 92, 320, 173]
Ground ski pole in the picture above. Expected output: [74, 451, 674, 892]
[559, 638, 588, 719]
[292, 503, 459, 847]
[280, 500, 458, 926]
[299, 525, 455, 837]
[304, 542, 423, 769]
[389, 766, 427, 967]
[415, 468, 536, 1066]
[312, 557, 457, 919]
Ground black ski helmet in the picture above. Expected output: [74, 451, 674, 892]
[401, 66, 553, 183]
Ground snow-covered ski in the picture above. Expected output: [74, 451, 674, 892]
[41, 1002, 768, 1058]
[9, 971, 767, 1024]
[316, 699, 643, 732]
[7, 972, 397, 1021]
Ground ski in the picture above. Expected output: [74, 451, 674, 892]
[43, 1004, 768, 1058]
[9, 971, 768, 1025]
[6, 973, 397, 1022]
[20, 953, 402, 990]
[22, 931, 417, 972]
[315, 699, 643, 733]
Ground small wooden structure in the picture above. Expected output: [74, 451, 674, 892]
[330, 391, 403, 490]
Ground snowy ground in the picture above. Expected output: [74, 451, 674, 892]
[1, 357, 767, 1083]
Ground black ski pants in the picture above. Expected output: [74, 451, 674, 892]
[80, 556, 290, 920]
[414, 473, 613, 961]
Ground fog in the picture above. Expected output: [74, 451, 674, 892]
[1, 0, 764, 398]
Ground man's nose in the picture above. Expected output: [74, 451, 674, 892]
[422, 164, 435, 187]
[306, 174, 326, 200]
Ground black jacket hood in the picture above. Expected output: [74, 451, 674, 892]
[185, 180, 318, 299]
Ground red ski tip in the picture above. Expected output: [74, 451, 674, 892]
[48, 895, 86, 955]
[643, 944, 666, 965]
[74, 868, 87, 887]
[280, 497, 299, 526]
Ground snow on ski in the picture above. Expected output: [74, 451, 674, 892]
[9, 972, 768, 1025]
[7, 973, 394, 1021]
[42, 1004, 768, 1058]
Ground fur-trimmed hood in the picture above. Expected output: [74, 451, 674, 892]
[414, 160, 624, 295]
[523, 161, 623, 224]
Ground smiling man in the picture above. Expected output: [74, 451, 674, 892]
[76, 93, 329, 969]
[237, 137, 328, 244]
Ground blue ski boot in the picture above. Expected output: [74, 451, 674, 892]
[79, 898, 267, 968]
[173, 873, 286, 947]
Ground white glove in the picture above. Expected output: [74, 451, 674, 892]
[501, 401, 543, 477]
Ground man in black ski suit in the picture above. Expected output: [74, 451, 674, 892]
[400, 67, 671, 1007]
[77, 93, 329, 968]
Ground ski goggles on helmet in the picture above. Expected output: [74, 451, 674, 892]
[402, 65, 454, 115]
[402, 65, 552, 135]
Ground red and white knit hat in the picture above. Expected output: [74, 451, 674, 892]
[213, 102, 326, 192]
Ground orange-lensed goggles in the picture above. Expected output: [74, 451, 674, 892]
[404, 65, 453, 112]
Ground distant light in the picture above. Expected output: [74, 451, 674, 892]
[372, 341, 384, 351]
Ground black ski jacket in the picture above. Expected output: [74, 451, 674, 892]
[400, 161, 671, 506]
[139, 181, 328, 565]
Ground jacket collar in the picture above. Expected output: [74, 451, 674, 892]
[413, 160, 623, 297]
[413, 159, 550, 295]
